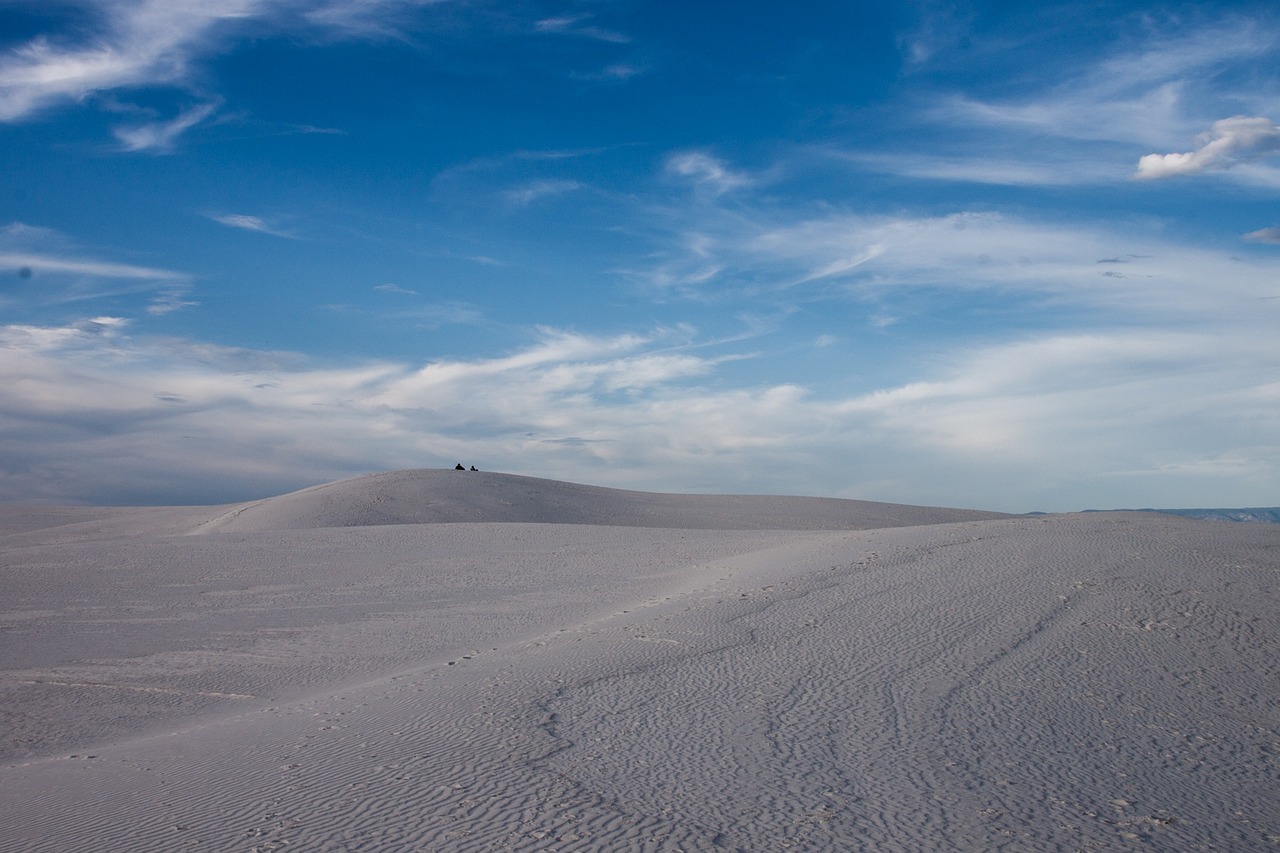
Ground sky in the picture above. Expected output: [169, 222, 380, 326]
[1, 0, 1277, 512]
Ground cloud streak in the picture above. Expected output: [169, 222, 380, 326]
[666, 152, 752, 196]
[0, 0, 259, 122]
[0, 222, 186, 286]
[209, 213, 296, 237]
[0, 0, 452, 147]
[1244, 226, 1280, 245]
[636, 201, 1280, 325]
[1, 222, 194, 318]
[534, 15, 630, 44]
[934, 18, 1277, 145]
[502, 179, 582, 208]
[841, 151, 1124, 187]
[0, 251, 183, 281]
[114, 100, 222, 152]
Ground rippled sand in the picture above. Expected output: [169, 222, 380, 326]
[1, 471, 1275, 850]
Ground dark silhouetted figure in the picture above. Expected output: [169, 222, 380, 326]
[455, 463, 465, 470]
[470, 466, 478, 471]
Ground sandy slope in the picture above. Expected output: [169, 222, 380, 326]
[190, 469, 1011, 533]
[1, 473, 1276, 851]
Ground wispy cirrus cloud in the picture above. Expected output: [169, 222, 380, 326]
[898, 0, 974, 66]
[629, 178, 1280, 351]
[588, 62, 646, 81]
[0, 222, 185, 282]
[146, 289, 200, 315]
[666, 152, 752, 196]
[373, 283, 419, 296]
[1244, 226, 1280, 244]
[404, 301, 488, 329]
[0, 0, 260, 122]
[0, 250, 183, 282]
[534, 15, 630, 44]
[113, 100, 222, 152]
[836, 150, 1124, 186]
[299, 0, 450, 38]
[503, 179, 583, 208]
[208, 213, 297, 238]
[0, 0, 451, 147]
[934, 17, 1277, 144]
[1, 222, 192, 315]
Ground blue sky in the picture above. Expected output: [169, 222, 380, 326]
[1, 0, 1277, 511]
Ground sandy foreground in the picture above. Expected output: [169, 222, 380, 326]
[1, 471, 1276, 851]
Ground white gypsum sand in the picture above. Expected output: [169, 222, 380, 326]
[0, 471, 1275, 851]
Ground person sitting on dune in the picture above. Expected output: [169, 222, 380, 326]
[454, 463, 465, 470]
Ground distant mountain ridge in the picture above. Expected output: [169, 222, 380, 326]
[1145, 507, 1280, 524]
[1068, 507, 1280, 523]
[1073, 507, 1280, 523]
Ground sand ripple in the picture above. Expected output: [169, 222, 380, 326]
[1, 479, 1276, 851]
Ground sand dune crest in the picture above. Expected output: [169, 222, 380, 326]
[192, 469, 1010, 533]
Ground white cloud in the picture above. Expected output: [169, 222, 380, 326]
[1224, 162, 1280, 189]
[0, 222, 185, 281]
[534, 15, 630, 44]
[421, 306, 489, 330]
[898, 0, 973, 66]
[940, 82, 1183, 144]
[1135, 116, 1280, 180]
[842, 151, 1124, 187]
[0, 251, 182, 281]
[1, 314, 1276, 511]
[373, 283, 419, 295]
[210, 213, 268, 232]
[0, 0, 260, 122]
[827, 328, 1280, 507]
[113, 100, 221, 151]
[936, 19, 1277, 146]
[596, 63, 645, 81]
[1244, 226, 1280, 244]
[666, 152, 752, 196]
[885, 16, 1280, 188]
[503, 180, 582, 207]
[146, 288, 200, 315]
[606, 194, 1280, 508]
[300, 0, 448, 37]
[834, 15, 1274, 189]
[638, 206, 1280, 327]
[209, 212, 296, 237]
[1, 222, 192, 314]
[0, 0, 451, 140]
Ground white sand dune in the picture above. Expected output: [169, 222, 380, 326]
[1, 472, 1276, 851]
[191, 469, 1011, 533]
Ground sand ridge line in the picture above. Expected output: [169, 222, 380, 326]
[189, 469, 1011, 533]
[15, 679, 256, 700]
[184, 474, 361, 535]
[184, 499, 270, 535]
